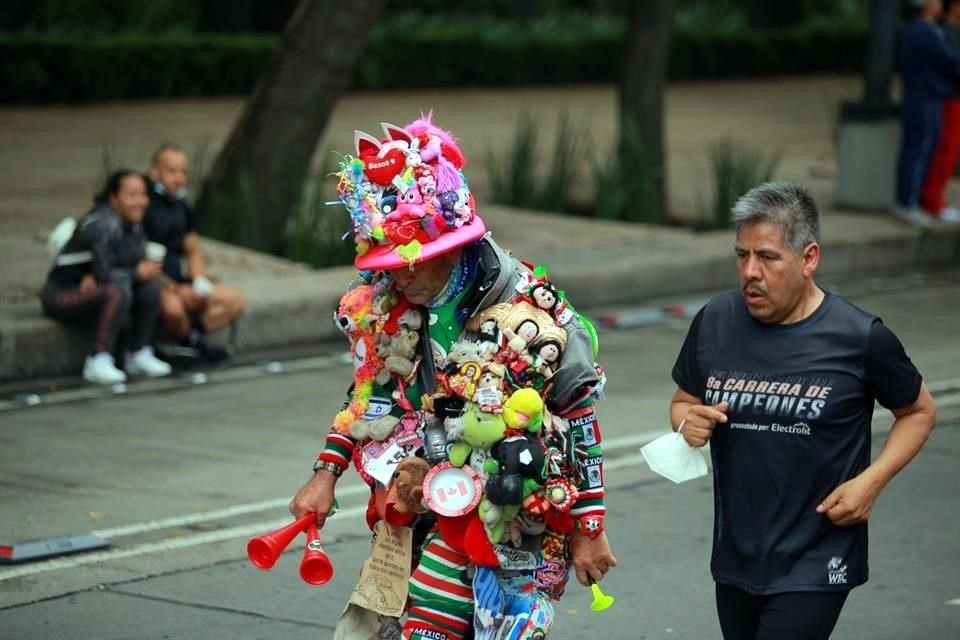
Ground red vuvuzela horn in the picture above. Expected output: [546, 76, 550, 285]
[247, 513, 314, 570]
[299, 522, 334, 585]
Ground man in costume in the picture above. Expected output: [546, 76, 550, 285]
[290, 116, 616, 639]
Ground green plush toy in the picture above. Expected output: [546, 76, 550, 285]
[448, 403, 507, 467]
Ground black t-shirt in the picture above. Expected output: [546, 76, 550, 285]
[672, 290, 922, 594]
[143, 188, 195, 282]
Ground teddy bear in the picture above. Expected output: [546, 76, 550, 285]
[348, 414, 400, 442]
[388, 456, 430, 516]
[374, 328, 420, 386]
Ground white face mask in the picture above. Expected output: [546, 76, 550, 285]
[640, 423, 709, 484]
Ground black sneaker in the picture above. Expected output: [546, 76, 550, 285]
[196, 338, 232, 364]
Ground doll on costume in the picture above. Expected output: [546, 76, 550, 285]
[528, 326, 567, 380]
[473, 362, 506, 414]
[530, 281, 560, 315]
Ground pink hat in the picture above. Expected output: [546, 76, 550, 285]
[333, 115, 487, 271]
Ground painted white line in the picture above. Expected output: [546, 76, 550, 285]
[90, 435, 664, 540]
[0, 505, 367, 582]
[91, 483, 370, 539]
[6, 382, 959, 581]
[946, 598, 960, 606]
[602, 431, 670, 449]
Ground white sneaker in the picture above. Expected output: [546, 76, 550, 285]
[936, 206, 960, 223]
[125, 347, 172, 378]
[83, 352, 127, 385]
[892, 206, 935, 229]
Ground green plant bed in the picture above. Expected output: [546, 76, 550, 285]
[1, 17, 868, 103]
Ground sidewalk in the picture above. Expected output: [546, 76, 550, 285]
[3, 201, 958, 382]
[3, 76, 960, 381]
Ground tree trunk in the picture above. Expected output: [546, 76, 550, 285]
[619, 0, 673, 219]
[196, 0, 386, 254]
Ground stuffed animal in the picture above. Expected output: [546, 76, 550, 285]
[449, 403, 507, 467]
[349, 414, 400, 442]
[374, 328, 420, 386]
[473, 362, 506, 414]
[485, 389, 547, 507]
[332, 284, 386, 434]
[388, 456, 430, 515]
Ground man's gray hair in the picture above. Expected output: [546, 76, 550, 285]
[730, 182, 820, 254]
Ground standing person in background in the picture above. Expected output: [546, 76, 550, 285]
[669, 182, 937, 639]
[42, 170, 172, 384]
[894, 0, 960, 226]
[144, 144, 245, 364]
[920, 0, 960, 222]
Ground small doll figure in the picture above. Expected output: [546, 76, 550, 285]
[530, 282, 559, 314]
[473, 362, 506, 414]
[529, 327, 566, 379]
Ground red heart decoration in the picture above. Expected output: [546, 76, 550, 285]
[383, 218, 421, 245]
[361, 148, 405, 185]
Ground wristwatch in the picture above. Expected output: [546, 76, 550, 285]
[576, 514, 605, 539]
[312, 458, 344, 477]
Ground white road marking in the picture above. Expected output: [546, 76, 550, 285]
[0, 505, 366, 582]
[946, 598, 960, 606]
[3, 381, 958, 582]
[91, 483, 371, 539]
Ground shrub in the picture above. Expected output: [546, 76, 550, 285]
[697, 139, 782, 230]
[485, 112, 591, 213]
[591, 120, 664, 224]
[0, 19, 869, 103]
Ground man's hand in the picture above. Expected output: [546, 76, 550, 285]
[175, 283, 207, 313]
[289, 471, 338, 529]
[137, 260, 162, 282]
[79, 274, 96, 292]
[816, 473, 883, 526]
[680, 401, 729, 448]
[570, 530, 617, 586]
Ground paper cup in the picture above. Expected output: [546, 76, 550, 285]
[145, 242, 167, 263]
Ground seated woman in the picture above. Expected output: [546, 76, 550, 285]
[41, 170, 172, 384]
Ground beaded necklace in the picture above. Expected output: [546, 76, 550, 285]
[425, 245, 477, 309]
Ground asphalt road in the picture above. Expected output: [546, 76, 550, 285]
[1, 269, 959, 639]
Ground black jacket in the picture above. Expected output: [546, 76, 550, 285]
[46, 205, 145, 288]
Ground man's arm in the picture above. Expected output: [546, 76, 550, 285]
[817, 383, 936, 526]
[182, 231, 207, 278]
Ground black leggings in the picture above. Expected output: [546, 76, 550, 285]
[42, 280, 161, 354]
[716, 583, 849, 640]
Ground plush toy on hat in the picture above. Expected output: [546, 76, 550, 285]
[333, 115, 487, 271]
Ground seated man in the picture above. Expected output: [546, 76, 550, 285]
[144, 144, 245, 363]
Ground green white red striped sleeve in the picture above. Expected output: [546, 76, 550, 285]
[318, 432, 357, 469]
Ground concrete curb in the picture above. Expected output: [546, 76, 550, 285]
[2, 216, 959, 382]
